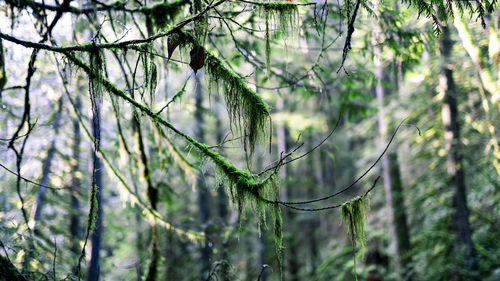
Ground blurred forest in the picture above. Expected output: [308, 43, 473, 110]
[0, 0, 499, 280]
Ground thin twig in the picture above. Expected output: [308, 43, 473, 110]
[280, 119, 407, 205]
[337, 0, 361, 74]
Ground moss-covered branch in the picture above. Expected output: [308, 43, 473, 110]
[64, 50, 284, 264]
[63, 77, 204, 242]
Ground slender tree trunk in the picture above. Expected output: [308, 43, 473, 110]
[254, 69, 268, 281]
[195, 74, 211, 280]
[0, 38, 6, 100]
[306, 134, 319, 278]
[69, 96, 82, 259]
[276, 97, 300, 281]
[87, 104, 103, 281]
[373, 11, 413, 278]
[439, 25, 479, 281]
[28, 96, 64, 232]
[388, 152, 412, 277]
[214, 96, 231, 281]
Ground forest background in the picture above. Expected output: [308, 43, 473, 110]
[0, 0, 499, 280]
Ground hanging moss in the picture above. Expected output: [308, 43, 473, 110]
[212, 156, 282, 269]
[89, 47, 105, 110]
[204, 53, 270, 158]
[65, 84, 205, 241]
[259, 2, 299, 36]
[137, 43, 157, 104]
[141, 0, 189, 31]
[173, 31, 271, 156]
[66, 51, 279, 247]
[341, 195, 368, 281]
[257, 2, 299, 73]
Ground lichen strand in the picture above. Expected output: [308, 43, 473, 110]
[341, 195, 368, 281]
[142, 0, 189, 30]
[205, 53, 270, 157]
[258, 2, 299, 72]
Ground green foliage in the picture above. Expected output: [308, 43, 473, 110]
[402, 0, 496, 31]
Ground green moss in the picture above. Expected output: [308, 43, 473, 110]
[205, 53, 270, 158]
[341, 195, 368, 281]
[67, 50, 283, 275]
[89, 47, 105, 106]
[142, 0, 189, 30]
[259, 2, 299, 35]
[88, 184, 99, 231]
[258, 2, 299, 73]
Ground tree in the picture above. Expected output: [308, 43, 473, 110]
[0, 0, 497, 280]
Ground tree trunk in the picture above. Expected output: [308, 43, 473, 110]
[215, 96, 231, 281]
[195, 74, 211, 280]
[439, 25, 479, 281]
[373, 12, 413, 278]
[276, 97, 299, 281]
[453, 14, 500, 175]
[87, 104, 103, 281]
[306, 133, 319, 278]
[69, 96, 82, 259]
[28, 96, 64, 232]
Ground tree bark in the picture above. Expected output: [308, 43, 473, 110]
[439, 25, 479, 281]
